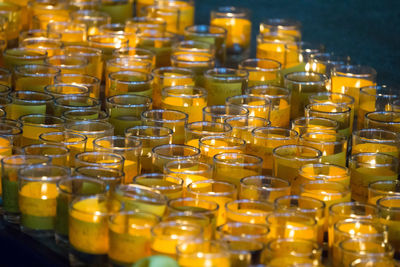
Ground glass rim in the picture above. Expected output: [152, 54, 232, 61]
[225, 199, 274, 217]
[161, 85, 208, 99]
[14, 64, 61, 77]
[164, 160, 212, 175]
[332, 64, 377, 78]
[106, 94, 152, 107]
[44, 83, 90, 96]
[54, 95, 101, 108]
[266, 211, 318, 228]
[3, 47, 48, 60]
[187, 179, 237, 198]
[39, 131, 87, 145]
[246, 85, 290, 99]
[167, 197, 220, 214]
[226, 94, 272, 108]
[300, 131, 347, 145]
[133, 173, 184, 190]
[45, 54, 89, 69]
[54, 73, 101, 84]
[151, 66, 194, 79]
[116, 183, 167, 205]
[301, 180, 350, 197]
[306, 102, 351, 114]
[199, 136, 246, 150]
[106, 56, 153, 70]
[365, 111, 400, 125]
[272, 145, 322, 161]
[93, 135, 142, 151]
[240, 175, 291, 191]
[63, 45, 103, 57]
[22, 143, 70, 157]
[350, 152, 398, 168]
[62, 109, 109, 122]
[10, 90, 54, 103]
[125, 125, 173, 139]
[171, 53, 215, 65]
[328, 201, 378, 217]
[376, 195, 400, 211]
[225, 116, 270, 130]
[184, 24, 227, 37]
[291, 116, 340, 131]
[112, 46, 156, 58]
[75, 165, 125, 181]
[150, 221, 203, 239]
[87, 34, 129, 45]
[57, 176, 108, 196]
[266, 238, 321, 258]
[19, 114, 65, 127]
[69, 194, 123, 217]
[368, 180, 400, 196]
[109, 209, 161, 229]
[152, 144, 200, 160]
[252, 126, 298, 140]
[213, 152, 263, 166]
[142, 109, 188, 123]
[203, 105, 250, 119]
[18, 164, 71, 182]
[260, 18, 302, 30]
[274, 194, 326, 213]
[1, 154, 51, 166]
[75, 151, 125, 166]
[185, 121, 232, 135]
[338, 238, 393, 256]
[284, 71, 328, 85]
[239, 58, 282, 72]
[309, 92, 355, 105]
[360, 85, 399, 98]
[204, 68, 249, 81]
[216, 221, 270, 239]
[353, 128, 400, 144]
[211, 6, 250, 18]
[334, 218, 387, 238]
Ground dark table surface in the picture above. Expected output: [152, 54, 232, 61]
[1, 0, 400, 266]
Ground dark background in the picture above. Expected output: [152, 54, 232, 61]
[196, 0, 400, 87]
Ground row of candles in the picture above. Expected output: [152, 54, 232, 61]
[0, 0, 398, 266]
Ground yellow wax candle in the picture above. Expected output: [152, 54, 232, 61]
[297, 164, 350, 188]
[200, 139, 244, 163]
[269, 99, 290, 127]
[123, 160, 138, 184]
[19, 182, 58, 230]
[256, 41, 286, 66]
[210, 17, 251, 49]
[162, 96, 206, 123]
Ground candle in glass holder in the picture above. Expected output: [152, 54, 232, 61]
[161, 85, 207, 123]
[377, 196, 400, 254]
[54, 73, 101, 100]
[365, 111, 400, 133]
[172, 40, 215, 59]
[23, 144, 70, 167]
[291, 116, 339, 136]
[108, 210, 160, 266]
[216, 222, 269, 244]
[226, 94, 271, 120]
[93, 136, 141, 184]
[75, 151, 124, 173]
[213, 152, 262, 187]
[202, 105, 249, 123]
[71, 10, 111, 37]
[125, 17, 166, 33]
[184, 121, 232, 148]
[152, 144, 200, 173]
[284, 72, 328, 120]
[47, 21, 87, 46]
[331, 64, 377, 112]
[210, 6, 251, 59]
[307, 52, 350, 76]
[157, 0, 194, 35]
[3, 48, 47, 70]
[368, 180, 400, 205]
[352, 129, 400, 159]
[259, 18, 301, 40]
[238, 58, 281, 87]
[7, 91, 54, 121]
[249, 127, 298, 175]
[199, 136, 246, 164]
[171, 53, 215, 86]
[75, 166, 123, 193]
[349, 152, 398, 202]
[125, 125, 172, 174]
[88, 34, 129, 62]
[225, 116, 270, 145]
[177, 240, 230, 267]
[133, 173, 184, 199]
[18, 165, 70, 236]
[107, 71, 153, 98]
[246, 85, 291, 127]
[14, 64, 60, 92]
[145, 5, 179, 34]
[44, 83, 89, 98]
[239, 175, 291, 203]
[20, 37, 62, 57]
[300, 131, 348, 167]
[204, 68, 248, 105]
[225, 199, 273, 224]
[283, 41, 325, 72]
[142, 109, 188, 144]
[184, 25, 227, 66]
[112, 47, 156, 68]
[65, 121, 114, 151]
[62, 46, 103, 81]
[187, 180, 237, 226]
[106, 94, 152, 135]
[99, 0, 132, 24]
[164, 212, 212, 240]
[19, 114, 65, 146]
[53, 95, 101, 117]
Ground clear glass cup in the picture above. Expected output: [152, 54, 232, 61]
[152, 144, 200, 173]
[88, 34, 129, 62]
[177, 240, 230, 267]
[213, 152, 262, 187]
[133, 173, 183, 199]
[54, 73, 101, 99]
[259, 18, 301, 39]
[216, 221, 270, 244]
[226, 94, 271, 120]
[163, 211, 212, 240]
[62, 110, 109, 124]
[145, 5, 180, 34]
[172, 40, 215, 59]
[107, 71, 153, 98]
[65, 121, 114, 151]
[307, 52, 351, 76]
[53, 95, 101, 117]
[125, 125, 173, 174]
[171, 53, 215, 86]
[199, 136, 246, 164]
[377, 196, 400, 255]
[239, 175, 291, 203]
[125, 16, 166, 33]
[21, 37, 63, 57]
[62, 46, 103, 80]
[368, 180, 400, 205]
[71, 10, 111, 37]
[14, 64, 60, 92]
[349, 152, 398, 202]
[3, 48, 47, 70]
[45, 54, 89, 74]
[365, 111, 400, 133]
[239, 58, 281, 87]
[203, 105, 249, 123]
[352, 129, 400, 159]
[75, 151, 124, 172]
[6, 91, 54, 121]
[225, 199, 274, 224]
[75, 166, 124, 191]
[22, 144, 70, 166]
[184, 121, 232, 148]
[44, 83, 89, 98]
[291, 116, 339, 136]
[225, 116, 270, 144]
[47, 21, 87, 46]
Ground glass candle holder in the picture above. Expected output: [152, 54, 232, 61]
[54, 73, 101, 99]
[246, 85, 291, 127]
[210, 6, 251, 58]
[142, 109, 188, 144]
[213, 152, 262, 187]
[68, 195, 122, 262]
[377, 196, 400, 254]
[239, 58, 281, 87]
[352, 129, 400, 159]
[21, 37, 63, 57]
[71, 10, 111, 37]
[45, 54, 89, 75]
[202, 105, 249, 123]
[225, 116, 270, 144]
[274, 195, 326, 243]
[291, 116, 339, 136]
[225, 199, 273, 224]
[18, 164, 70, 236]
[7, 91, 54, 121]
[184, 121, 232, 148]
[184, 25, 227, 66]
[3, 48, 47, 69]
[106, 94, 152, 135]
[307, 52, 351, 76]
[187, 180, 237, 226]
[259, 18, 301, 39]
[0, 119, 23, 148]
[108, 210, 160, 266]
[22, 144, 70, 167]
[157, 0, 195, 35]
[19, 29, 61, 43]
[151, 66, 194, 108]
[105, 57, 153, 82]
[350, 257, 400, 267]
[164, 160, 213, 193]
[99, 0, 133, 24]
[256, 34, 294, 68]
[39, 132, 86, 167]
[32, 13, 69, 31]
[150, 221, 203, 256]
[284, 72, 328, 120]
[62, 46, 103, 80]
[112, 47, 156, 68]
[125, 17, 166, 33]
[368, 180, 400, 205]
[152, 144, 200, 173]
[331, 65, 377, 112]
[177, 240, 230, 267]
[224, 238, 265, 266]
[0, 68, 11, 87]
[88, 34, 129, 62]
[44, 83, 89, 98]
[365, 111, 400, 133]
[167, 197, 219, 230]
[272, 145, 322, 185]
[55, 177, 107, 243]
[65, 121, 114, 151]
[171, 53, 215, 86]
[53, 95, 101, 117]
[300, 181, 351, 217]
[14, 64, 60, 92]
[266, 211, 319, 241]
[1, 155, 50, 224]
[93, 136, 142, 184]
[264, 238, 322, 267]
[47, 21, 87, 46]
[164, 211, 212, 240]
[125, 125, 172, 174]
[19, 114, 65, 147]
[283, 41, 325, 70]
[172, 40, 215, 59]
[75, 166, 124, 192]
[75, 151, 124, 172]
[136, 31, 177, 68]
[199, 136, 246, 164]
[133, 173, 183, 199]
[0, 1, 21, 46]
[299, 131, 348, 167]
[336, 239, 393, 267]
[62, 110, 109, 123]
[145, 5, 180, 34]
[226, 94, 271, 120]
[203, 68, 248, 105]
[306, 103, 352, 137]
[349, 153, 398, 202]
[239, 175, 291, 203]
[216, 221, 269, 244]
[108, 70, 153, 98]
[161, 85, 207, 123]
[250, 127, 298, 175]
